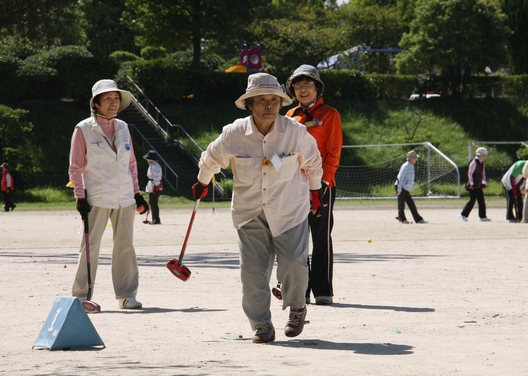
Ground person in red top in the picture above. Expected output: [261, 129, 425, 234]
[285, 65, 343, 305]
[1, 162, 16, 212]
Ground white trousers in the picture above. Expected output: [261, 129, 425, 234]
[237, 211, 309, 330]
[72, 204, 139, 300]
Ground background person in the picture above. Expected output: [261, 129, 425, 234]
[285, 64, 343, 306]
[69, 79, 149, 310]
[1, 162, 15, 212]
[395, 151, 427, 224]
[459, 147, 490, 222]
[143, 150, 163, 225]
[192, 73, 323, 344]
[501, 160, 526, 223]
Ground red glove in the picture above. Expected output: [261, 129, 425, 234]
[310, 189, 323, 217]
[192, 182, 208, 200]
[481, 184, 486, 189]
[512, 185, 518, 195]
[152, 184, 159, 194]
[469, 185, 475, 190]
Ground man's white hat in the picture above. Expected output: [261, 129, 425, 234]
[235, 73, 293, 110]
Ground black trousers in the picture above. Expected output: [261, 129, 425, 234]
[505, 189, 523, 221]
[2, 190, 14, 211]
[461, 187, 486, 219]
[149, 191, 160, 221]
[397, 189, 423, 222]
[307, 186, 336, 298]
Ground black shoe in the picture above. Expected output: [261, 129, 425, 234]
[10, 204, 16, 211]
[149, 220, 161, 225]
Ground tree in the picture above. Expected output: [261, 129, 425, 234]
[0, 0, 85, 47]
[499, 0, 528, 74]
[247, 2, 346, 72]
[122, 0, 256, 70]
[80, 0, 139, 58]
[396, 0, 509, 96]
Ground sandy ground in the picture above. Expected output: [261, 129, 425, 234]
[0, 204, 527, 376]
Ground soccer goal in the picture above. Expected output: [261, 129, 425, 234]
[335, 142, 461, 199]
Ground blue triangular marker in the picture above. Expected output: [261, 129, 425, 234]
[33, 296, 105, 350]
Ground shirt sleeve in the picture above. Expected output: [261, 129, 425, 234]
[197, 132, 232, 185]
[468, 159, 476, 185]
[69, 127, 87, 199]
[128, 136, 140, 194]
[321, 110, 343, 185]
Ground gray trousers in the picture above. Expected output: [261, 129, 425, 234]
[72, 204, 139, 300]
[237, 211, 309, 330]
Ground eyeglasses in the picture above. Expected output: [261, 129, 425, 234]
[292, 81, 315, 90]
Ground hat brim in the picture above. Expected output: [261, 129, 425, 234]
[286, 72, 325, 97]
[235, 89, 293, 110]
[90, 89, 132, 114]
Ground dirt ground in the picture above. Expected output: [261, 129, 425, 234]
[0, 204, 527, 376]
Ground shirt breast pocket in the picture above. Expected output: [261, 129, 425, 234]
[277, 155, 298, 182]
[233, 157, 256, 186]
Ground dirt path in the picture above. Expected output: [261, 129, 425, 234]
[0, 206, 526, 375]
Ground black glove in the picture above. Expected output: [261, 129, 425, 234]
[76, 198, 91, 220]
[135, 193, 149, 214]
[192, 182, 209, 200]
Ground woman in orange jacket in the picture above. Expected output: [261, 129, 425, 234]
[285, 65, 343, 305]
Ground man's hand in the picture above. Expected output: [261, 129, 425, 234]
[192, 182, 209, 200]
[135, 193, 149, 214]
[481, 184, 486, 189]
[76, 198, 91, 220]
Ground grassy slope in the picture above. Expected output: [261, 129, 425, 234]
[10, 96, 528, 206]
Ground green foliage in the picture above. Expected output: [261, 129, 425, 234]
[16, 64, 60, 100]
[16, 187, 74, 203]
[0, 56, 24, 101]
[109, 50, 141, 63]
[22, 46, 118, 101]
[0, 0, 85, 47]
[218, 178, 234, 198]
[499, 0, 528, 74]
[249, 4, 344, 72]
[516, 145, 528, 160]
[0, 104, 40, 187]
[123, 0, 257, 70]
[397, 0, 509, 95]
[81, 0, 139, 58]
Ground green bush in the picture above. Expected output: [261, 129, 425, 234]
[109, 50, 141, 64]
[0, 56, 24, 101]
[17, 64, 60, 100]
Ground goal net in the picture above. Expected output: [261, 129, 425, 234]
[335, 142, 461, 199]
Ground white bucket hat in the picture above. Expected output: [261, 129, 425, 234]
[235, 73, 293, 110]
[406, 150, 420, 160]
[476, 147, 488, 156]
[90, 79, 132, 114]
[286, 64, 325, 97]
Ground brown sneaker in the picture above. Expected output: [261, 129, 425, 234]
[252, 324, 275, 344]
[284, 306, 307, 337]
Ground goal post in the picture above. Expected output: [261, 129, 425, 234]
[336, 142, 461, 199]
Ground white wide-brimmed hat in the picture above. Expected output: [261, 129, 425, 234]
[235, 73, 293, 110]
[90, 79, 132, 114]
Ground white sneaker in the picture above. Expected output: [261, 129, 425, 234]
[480, 217, 491, 222]
[459, 214, 468, 222]
[119, 297, 142, 309]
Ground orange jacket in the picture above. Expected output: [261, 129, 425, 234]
[1, 170, 14, 191]
[286, 98, 343, 187]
